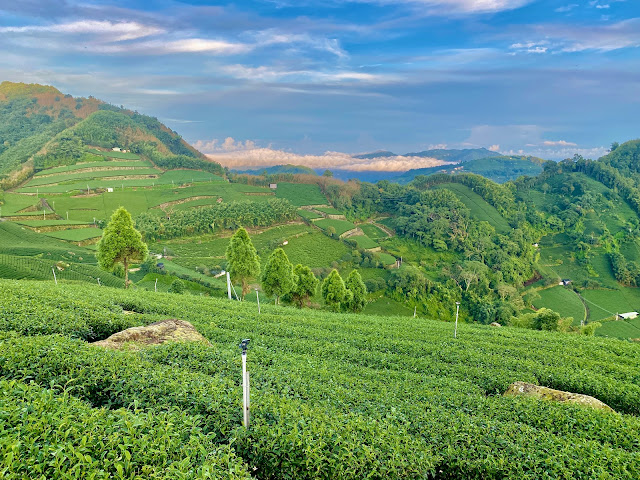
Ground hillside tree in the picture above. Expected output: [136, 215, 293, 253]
[226, 227, 260, 300]
[261, 248, 295, 305]
[344, 270, 367, 313]
[290, 264, 319, 308]
[97, 207, 148, 288]
[322, 269, 347, 312]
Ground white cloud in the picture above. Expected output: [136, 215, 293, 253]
[488, 144, 500, 151]
[357, 0, 533, 14]
[529, 18, 640, 52]
[193, 137, 257, 153]
[197, 141, 452, 171]
[504, 146, 608, 160]
[542, 140, 577, 147]
[0, 20, 164, 41]
[555, 4, 578, 13]
[510, 41, 548, 54]
[251, 30, 347, 58]
[158, 39, 250, 55]
[221, 64, 396, 84]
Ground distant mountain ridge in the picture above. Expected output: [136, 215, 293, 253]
[393, 155, 546, 184]
[353, 147, 496, 163]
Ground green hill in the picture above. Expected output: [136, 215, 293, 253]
[0, 81, 223, 189]
[2, 279, 640, 478]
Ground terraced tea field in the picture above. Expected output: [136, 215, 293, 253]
[2, 280, 640, 479]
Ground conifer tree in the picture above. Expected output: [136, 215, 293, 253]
[225, 227, 260, 300]
[344, 269, 367, 312]
[321, 269, 347, 312]
[261, 248, 294, 305]
[97, 207, 148, 289]
[290, 264, 319, 308]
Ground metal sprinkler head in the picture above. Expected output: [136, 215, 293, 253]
[239, 339, 250, 353]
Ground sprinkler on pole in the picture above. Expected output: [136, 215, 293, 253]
[239, 339, 251, 428]
[454, 301, 461, 339]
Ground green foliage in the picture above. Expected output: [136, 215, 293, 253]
[388, 266, 428, 300]
[97, 207, 148, 288]
[43, 227, 103, 242]
[0, 380, 252, 480]
[226, 227, 260, 299]
[349, 235, 378, 249]
[137, 199, 297, 241]
[322, 269, 347, 311]
[3, 280, 640, 477]
[261, 248, 294, 304]
[344, 270, 367, 312]
[168, 278, 185, 294]
[274, 182, 327, 206]
[289, 263, 319, 307]
[315, 218, 356, 236]
[297, 208, 323, 220]
[0, 280, 139, 340]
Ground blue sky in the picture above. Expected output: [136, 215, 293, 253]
[0, 0, 638, 169]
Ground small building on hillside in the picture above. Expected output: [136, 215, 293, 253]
[106, 187, 114, 193]
[269, 183, 277, 189]
[618, 312, 639, 320]
[112, 147, 121, 152]
[559, 279, 572, 286]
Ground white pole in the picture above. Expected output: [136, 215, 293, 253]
[155, 278, 158, 292]
[256, 289, 260, 314]
[414, 306, 416, 318]
[226, 271, 232, 299]
[97, 278, 101, 286]
[52, 267, 57, 285]
[66, 212, 69, 220]
[454, 302, 460, 339]
[241, 346, 250, 428]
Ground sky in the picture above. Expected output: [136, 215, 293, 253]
[0, 0, 638, 170]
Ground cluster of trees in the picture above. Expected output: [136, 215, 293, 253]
[321, 269, 367, 313]
[226, 227, 366, 311]
[136, 199, 297, 241]
[608, 252, 640, 287]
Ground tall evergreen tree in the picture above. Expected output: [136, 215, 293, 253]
[225, 227, 260, 300]
[290, 264, 319, 308]
[344, 270, 367, 313]
[321, 269, 347, 312]
[97, 207, 148, 289]
[261, 248, 295, 305]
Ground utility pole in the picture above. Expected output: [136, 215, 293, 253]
[239, 339, 251, 428]
[454, 301, 460, 339]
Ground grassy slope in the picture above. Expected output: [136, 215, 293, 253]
[434, 183, 511, 234]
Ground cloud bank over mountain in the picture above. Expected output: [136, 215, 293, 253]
[201, 143, 449, 172]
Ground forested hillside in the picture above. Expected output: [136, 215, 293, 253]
[0, 81, 223, 189]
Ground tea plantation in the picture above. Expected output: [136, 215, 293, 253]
[2, 279, 640, 479]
